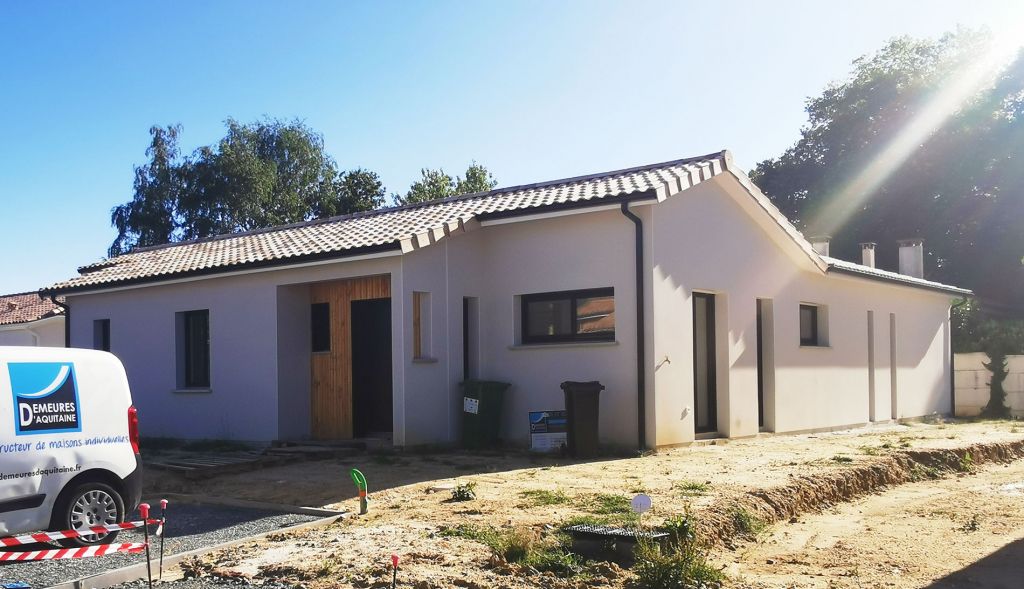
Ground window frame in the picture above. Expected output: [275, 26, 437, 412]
[182, 309, 211, 388]
[799, 304, 820, 347]
[520, 287, 615, 345]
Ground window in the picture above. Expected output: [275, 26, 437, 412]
[799, 304, 828, 347]
[180, 310, 210, 388]
[311, 303, 331, 353]
[413, 291, 432, 359]
[521, 288, 615, 344]
[93, 319, 110, 352]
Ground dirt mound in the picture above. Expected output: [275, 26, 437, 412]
[699, 439, 1024, 547]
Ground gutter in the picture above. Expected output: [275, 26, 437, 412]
[620, 202, 646, 450]
[47, 295, 70, 348]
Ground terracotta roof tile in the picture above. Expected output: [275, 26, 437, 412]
[0, 292, 64, 325]
[46, 152, 730, 293]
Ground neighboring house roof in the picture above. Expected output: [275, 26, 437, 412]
[44, 152, 730, 293]
[42, 149, 971, 297]
[0, 292, 65, 326]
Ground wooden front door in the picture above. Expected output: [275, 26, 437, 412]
[310, 275, 391, 439]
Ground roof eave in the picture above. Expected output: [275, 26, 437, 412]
[826, 264, 972, 297]
[42, 242, 404, 297]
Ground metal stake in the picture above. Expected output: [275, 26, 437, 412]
[158, 499, 168, 581]
[139, 503, 153, 589]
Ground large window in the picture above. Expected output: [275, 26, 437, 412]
[521, 288, 615, 344]
[799, 303, 828, 347]
[181, 310, 210, 388]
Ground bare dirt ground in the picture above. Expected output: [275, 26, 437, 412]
[726, 459, 1024, 589]
[144, 419, 1024, 588]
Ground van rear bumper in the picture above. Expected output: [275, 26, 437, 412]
[122, 453, 143, 512]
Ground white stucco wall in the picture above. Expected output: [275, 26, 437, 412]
[0, 316, 65, 347]
[954, 352, 1024, 417]
[648, 175, 953, 446]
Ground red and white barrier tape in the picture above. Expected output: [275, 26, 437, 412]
[0, 519, 160, 547]
[0, 542, 147, 561]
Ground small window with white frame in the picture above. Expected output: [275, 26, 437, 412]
[799, 303, 828, 347]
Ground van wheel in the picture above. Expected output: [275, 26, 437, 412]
[54, 483, 125, 547]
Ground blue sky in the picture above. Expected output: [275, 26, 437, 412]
[1, 0, 1021, 294]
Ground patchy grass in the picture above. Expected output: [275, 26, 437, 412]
[519, 489, 569, 506]
[832, 455, 854, 464]
[633, 513, 725, 589]
[731, 506, 767, 539]
[586, 493, 633, 516]
[437, 524, 583, 577]
[859, 445, 881, 456]
[676, 480, 711, 497]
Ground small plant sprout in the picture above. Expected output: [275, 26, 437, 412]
[958, 452, 975, 473]
[451, 481, 477, 501]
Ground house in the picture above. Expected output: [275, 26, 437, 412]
[42, 151, 970, 448]
[0, 292, 66, 347]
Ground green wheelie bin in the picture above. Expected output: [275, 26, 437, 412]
[461, 380, 511, 449]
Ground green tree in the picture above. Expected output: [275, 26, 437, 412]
[395, 162, 497, 205]
[109, 125, 183, 256]
[751, 30, 1024, 311]
[109, 119, 386, 256]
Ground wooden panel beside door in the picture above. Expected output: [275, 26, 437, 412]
[310, 275, 391, 440]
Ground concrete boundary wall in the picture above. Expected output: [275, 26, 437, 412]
[954, 352, 1024, 417]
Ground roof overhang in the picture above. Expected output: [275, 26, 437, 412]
[43, 243, 403, 297]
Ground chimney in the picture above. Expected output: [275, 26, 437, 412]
[860, 242, 877, 268]
[897, 239, 924, 278]
[809, 236, 831, 257]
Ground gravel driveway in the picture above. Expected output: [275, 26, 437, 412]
[0, 503, 323, 589]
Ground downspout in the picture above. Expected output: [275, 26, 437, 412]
[949, 297, 970, 417]
[620, 202, 646, 450]
[48, 294, 70, 348]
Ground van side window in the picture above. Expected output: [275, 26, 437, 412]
[93, 319, 110, 352]
[176, 310, 210, 389]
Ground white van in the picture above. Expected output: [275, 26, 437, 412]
[0, 347, 142, 546]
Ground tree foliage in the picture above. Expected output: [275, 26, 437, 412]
[752, 30, 1024, 310]
[395, 162, 497, 206]
[109, 119, 385, 256]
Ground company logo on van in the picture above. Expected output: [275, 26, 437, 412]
[8, 362, 82, 435]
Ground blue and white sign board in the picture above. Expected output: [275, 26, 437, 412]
[529, 410, 567, 452]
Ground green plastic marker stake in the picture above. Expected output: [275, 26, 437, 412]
[350, 468, 368, 515]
